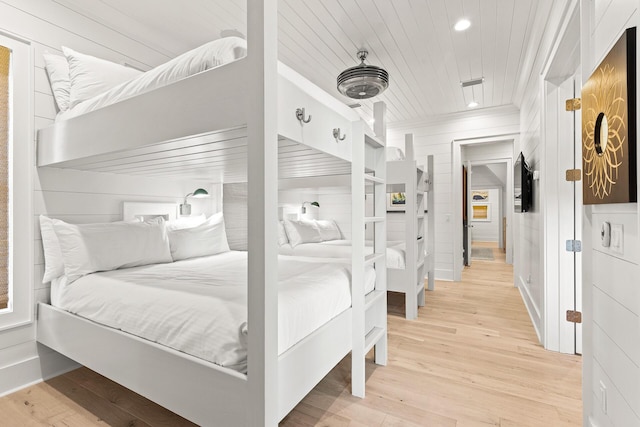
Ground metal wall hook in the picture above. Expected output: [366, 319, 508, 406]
[333, 128, 346, 141]
[295, 108, 312, 123]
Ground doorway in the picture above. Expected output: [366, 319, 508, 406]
[453, 136, 516, 279]
[541, 3, 582, 355]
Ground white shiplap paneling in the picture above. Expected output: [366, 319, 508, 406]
[579, 1, 639, 426]
[388, 105, 519, 280]
[0, 0, 217, 397]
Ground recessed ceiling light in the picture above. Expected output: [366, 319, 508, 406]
[454, 19, 471, 31]
[468, 101, 479, 108]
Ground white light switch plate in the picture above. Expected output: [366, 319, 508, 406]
[610, 224, 624, 255]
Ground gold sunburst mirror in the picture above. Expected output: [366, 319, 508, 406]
[582, 27, 637, 204]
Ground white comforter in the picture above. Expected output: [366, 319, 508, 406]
[57, 37, 247, 121]
[53, 251, 375, 373]
[278, 239, 407, 269]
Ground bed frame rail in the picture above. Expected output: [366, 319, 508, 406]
[37, 303, 249, 426]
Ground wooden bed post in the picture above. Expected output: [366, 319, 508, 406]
[247, 0, 279, 425]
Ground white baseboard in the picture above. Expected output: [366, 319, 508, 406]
[434, 269, 453, 281]
[0, 345, 79, 397]
[516, 276, 542, 344]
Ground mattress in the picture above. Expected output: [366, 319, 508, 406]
[278, 239, 406, 269]
[52, 251, 376, 373]
[57, 37, 247, 121]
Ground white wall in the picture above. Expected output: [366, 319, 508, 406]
[471, 188, 500, 243]
[518, 0, 640, 424]
[388, 106, 520, 280]
[515, 0, 569, 344]
[580, 1, 640, 426]
[0, 0, 220, 396]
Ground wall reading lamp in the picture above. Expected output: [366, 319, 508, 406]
[301, 201, 319, 214]
[180, 188, 209, 215]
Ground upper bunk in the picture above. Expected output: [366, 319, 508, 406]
[386, 140, 426, 193]
[35, 39, 384, 183]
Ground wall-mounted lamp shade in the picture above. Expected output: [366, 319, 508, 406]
[180, 188, 209, 216]
[301, 201, 320, 214]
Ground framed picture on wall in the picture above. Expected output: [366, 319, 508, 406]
[387, 192, 406, 211]
[472, 203, 490, 221]
[472, 190, 489, 201]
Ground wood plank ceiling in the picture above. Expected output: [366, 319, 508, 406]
[53, 0, 545, 126]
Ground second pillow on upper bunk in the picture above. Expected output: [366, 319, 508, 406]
[62, 46, 142, 109]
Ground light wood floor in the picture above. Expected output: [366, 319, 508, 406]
[0, 246, 582, 426]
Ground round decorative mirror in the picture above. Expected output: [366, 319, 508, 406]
[594, 112, 608, 155]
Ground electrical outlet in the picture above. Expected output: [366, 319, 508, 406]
[599, 381, 607, 414]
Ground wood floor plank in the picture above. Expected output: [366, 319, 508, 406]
[0, 243, 582, 426]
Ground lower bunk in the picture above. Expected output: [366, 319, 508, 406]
[277, 217, 426, 318]
[37, 250, 376, 425]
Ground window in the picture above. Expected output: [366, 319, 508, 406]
[0, 31, 32, 330]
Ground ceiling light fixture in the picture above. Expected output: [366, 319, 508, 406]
[454, 19, 471, 31]
[468, 101, 479, 108]
[337, 50, 389, 99]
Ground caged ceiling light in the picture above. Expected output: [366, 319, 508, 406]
[337, 50, 389, 99]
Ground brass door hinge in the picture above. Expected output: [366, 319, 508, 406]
[566, 98, 581, 111]
[566, 169, 582, 181]
[566, 310, 582, 323]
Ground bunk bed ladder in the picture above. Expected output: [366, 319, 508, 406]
[351, 102, 387, 398]
[403, 134, 427, 319]
[425, 154, 436, 291]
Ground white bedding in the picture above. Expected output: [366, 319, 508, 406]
[52, 251, 375, 373]
[57, 37, 247, 121]
[278, 239, 406, 269]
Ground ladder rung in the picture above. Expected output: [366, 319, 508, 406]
[365, 290, 385, 311]
[364, 326, 386, 354]
[365, 252, 385, 265]
[365, 175, 385, 185]
[365, 216, 385, 224]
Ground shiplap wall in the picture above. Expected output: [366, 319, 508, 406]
[515, 0, 567, 343]
[581, 1, 640, 425]
[0, 0, 221, 396]
[387, 105, 519, 280]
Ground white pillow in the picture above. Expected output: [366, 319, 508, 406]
[166, 213, 206, 231]
[385, 146, 406, 161]
[52, 218, 172, 283]
[62, 46, 141, 109]
[42, 53, 70, 112]
[283, 219, 322, 247]
[315, 220, 342, 241]
[168, 212, 230, 261]
[39, 215, 65, 283]
[278, 221, 289, 246]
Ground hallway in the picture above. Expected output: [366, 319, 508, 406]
[286, 241, 583, 425]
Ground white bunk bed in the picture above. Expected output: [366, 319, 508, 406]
[386, 135, 435, 320]
[34, 3, 388, 425]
